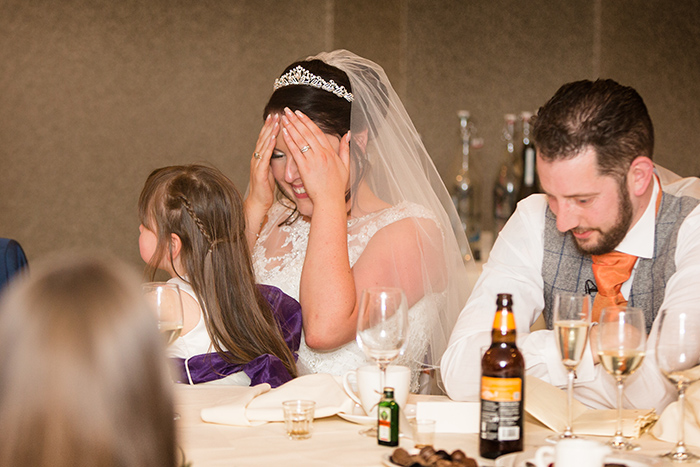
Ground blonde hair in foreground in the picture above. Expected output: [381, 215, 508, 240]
[0, 253, 176, 467]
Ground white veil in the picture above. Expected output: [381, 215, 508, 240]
[311, 50, 473, 387]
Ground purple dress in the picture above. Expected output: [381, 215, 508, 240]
[171, 284, 302, 388]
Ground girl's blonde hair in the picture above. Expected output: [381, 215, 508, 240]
[138, 164, 297, 378]
[0, 253, 175, 466]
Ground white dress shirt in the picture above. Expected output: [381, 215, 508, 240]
[441, 174, 700, 411]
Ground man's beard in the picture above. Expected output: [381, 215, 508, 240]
[571, 181, 634, 256]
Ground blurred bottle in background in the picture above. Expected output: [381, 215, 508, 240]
[493, 114, 519, 233]
[451, 110, 482, 261]
[516, 111, 539, 201]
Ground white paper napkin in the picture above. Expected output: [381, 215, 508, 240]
[652, 381, 700, 447]
[201, 373, 354, 426]
[200, 383, 272, 426]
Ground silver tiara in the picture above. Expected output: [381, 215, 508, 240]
[273, 65, 354, 102]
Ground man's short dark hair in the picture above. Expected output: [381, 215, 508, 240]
[532, 79, 654, 179]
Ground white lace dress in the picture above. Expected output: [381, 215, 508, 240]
[252, 201, 444, 390]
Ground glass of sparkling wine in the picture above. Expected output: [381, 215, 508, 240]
[143, 282, 184, 346]
[597, 305, 646, 450]
[356, 287, 409, 436]
[547, 292, 592, 443]
[655, 308, 700, 462]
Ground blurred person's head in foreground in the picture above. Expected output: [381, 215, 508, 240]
[0, 253, 176, 467]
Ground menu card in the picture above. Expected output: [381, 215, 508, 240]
[525, 375, 657, 438]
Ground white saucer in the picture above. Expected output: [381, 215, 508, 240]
[337, 404, 416, 426]
[495, 449, 668, 467]
[337, 411, 375, 425]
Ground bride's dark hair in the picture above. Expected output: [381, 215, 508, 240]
[265, 59, 352, 138]
[264, 59, 370, 224]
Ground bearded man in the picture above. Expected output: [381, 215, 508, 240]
[442, 79, 700, 411]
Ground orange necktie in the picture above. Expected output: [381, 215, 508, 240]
[590, 251, 638, 322]
[590, 175, 662, 322]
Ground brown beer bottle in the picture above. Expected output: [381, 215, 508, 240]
[479, 293, 524, 459]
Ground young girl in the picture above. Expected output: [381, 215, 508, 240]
[139, 164, 300, 386]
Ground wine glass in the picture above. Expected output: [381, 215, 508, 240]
[143, 282, 184, 346]
[547, 292, 592, 443]
[596, 305, 646, 450]
[356, 287, 409, 436]
[142, 282, 184, 421]
[655, 308, 700, 462]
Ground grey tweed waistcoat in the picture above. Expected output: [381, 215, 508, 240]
[542, 191, 699, 334]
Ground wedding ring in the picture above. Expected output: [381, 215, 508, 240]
[300, 145, 310, 153]
[253, 152, 261, 160]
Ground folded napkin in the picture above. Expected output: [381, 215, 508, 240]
[525, 375, 657, 438]
[652, 381, 700, 447]
[201, 373, 354, 426]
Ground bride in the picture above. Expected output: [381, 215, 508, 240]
[244, 50, 471, 391]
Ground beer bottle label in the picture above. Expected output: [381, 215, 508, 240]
[480, 376, 522, 442]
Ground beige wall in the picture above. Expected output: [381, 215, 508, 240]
[2, 0, 699, 268]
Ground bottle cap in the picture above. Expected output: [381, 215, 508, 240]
[383, 387, 395, 397]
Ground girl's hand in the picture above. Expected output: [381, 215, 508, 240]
[280, 107, 351, 209]
[246, 113, 279, 215]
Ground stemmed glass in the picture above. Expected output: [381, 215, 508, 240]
[143, 282, 184, 421]
[356, 287, 409, 436]
[143, 282, 184, 346]
[655, 308, 700, 462]
[597, 305, 646, 450]
[547, 292, 592, 443]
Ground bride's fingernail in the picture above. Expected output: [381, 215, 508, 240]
[284, 107, 293, 116]
[294, 110, 304, 118]
[265, 114, 271, 122]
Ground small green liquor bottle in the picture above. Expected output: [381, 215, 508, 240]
[377, 387, 399, 446]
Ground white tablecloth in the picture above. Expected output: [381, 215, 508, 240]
[175, 385, 677, 467]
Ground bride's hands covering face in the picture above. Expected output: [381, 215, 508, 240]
[247, 113, 280, 213]
[280, 107, 351, 209]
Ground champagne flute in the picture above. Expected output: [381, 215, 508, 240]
[547, 292, 592, 443]
[655, 308, 700, 462]
[143, 282, 184, 346]
[597, 305, 646, 450]
[356, 287, 409, 436]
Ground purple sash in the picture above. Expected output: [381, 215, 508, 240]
[171, 284, 302, 387]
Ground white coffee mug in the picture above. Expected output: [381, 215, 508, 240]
[534, 438, 611, 467]
[342, 365, 410, 417]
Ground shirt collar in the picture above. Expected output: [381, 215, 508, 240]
[614, 176, 659, 259]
